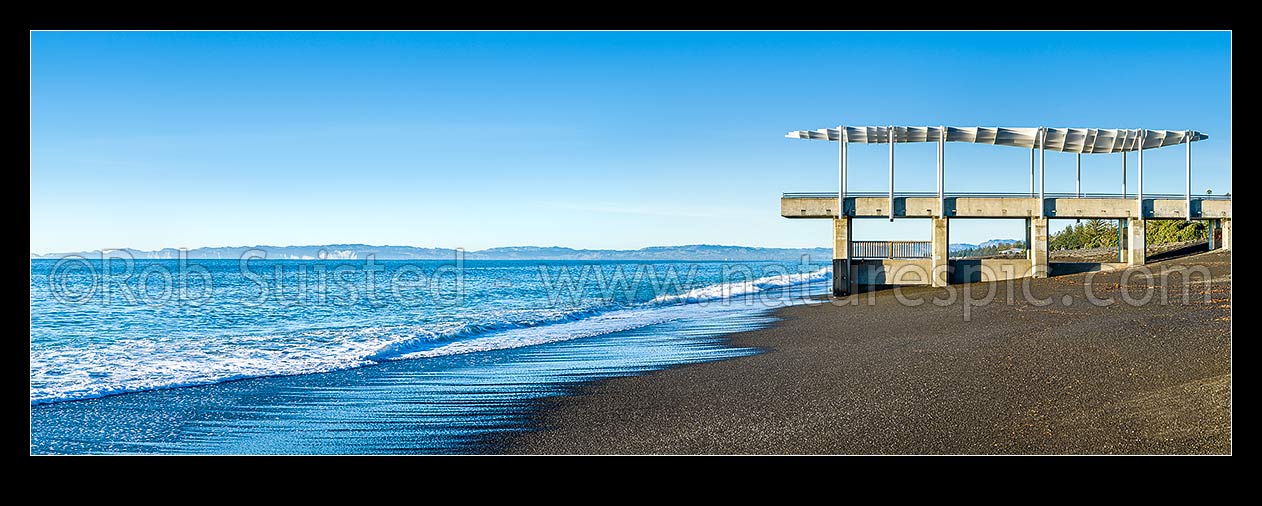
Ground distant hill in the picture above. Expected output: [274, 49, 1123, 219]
[978, 239, 1023, 249]
[31, 244, 835, 262]
[950, 239, 1023, 254]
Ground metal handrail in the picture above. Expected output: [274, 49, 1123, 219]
[783, 191, 1233, 200]
[851, 240, 932, 259]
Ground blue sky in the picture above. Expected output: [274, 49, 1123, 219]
[30, 31, 1231, 253]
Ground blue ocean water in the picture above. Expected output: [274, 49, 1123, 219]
[31, 257, 828, 453]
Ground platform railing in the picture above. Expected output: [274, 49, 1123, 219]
[851, 240, 932, 259]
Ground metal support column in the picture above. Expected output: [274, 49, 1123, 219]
[838, 125, 847, 218]
[937, 126, 944, 217]
[1075, 153, 1081, 197]
[1186, 130, 1192, 221]
[1122, 150, 1127, 197]
[888, 125, 895, 222]
[1137, 131, 1144, 218]
[1029, 147, 1035, 196]
[1038, 127, 1045, 218]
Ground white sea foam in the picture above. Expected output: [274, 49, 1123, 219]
[651, 266, 830, 304]
[30, 264, 830, 405]
[394, 305, 700, 360]
[28, 306, 699, 405]
[29, 327, 420, 405]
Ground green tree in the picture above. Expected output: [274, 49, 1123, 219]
[1050, 219, 1207, 251]
[1051, 219, 1119, 250]
[1146, 220, 1206, 244]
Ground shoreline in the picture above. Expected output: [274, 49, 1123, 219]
[486, 250, 1232, 454]
[29, 293, 783, 454]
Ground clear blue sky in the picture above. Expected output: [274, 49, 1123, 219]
[30, 31, 1231, 253]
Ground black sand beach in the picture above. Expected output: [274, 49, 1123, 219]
[491, 250, 1232, 454]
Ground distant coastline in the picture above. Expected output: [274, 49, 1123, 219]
[30, 244, 837, 262]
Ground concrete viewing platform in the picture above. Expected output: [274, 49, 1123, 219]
[781, 125, 1232, 296]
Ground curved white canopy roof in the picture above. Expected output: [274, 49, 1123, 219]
[786, 126, 1207, 154]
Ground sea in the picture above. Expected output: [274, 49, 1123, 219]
[30, 256, 830, 454]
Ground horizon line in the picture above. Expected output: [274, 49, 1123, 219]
[29, 239, 1027, 257]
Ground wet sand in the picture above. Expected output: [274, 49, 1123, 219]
[490, 250, 1232, 454]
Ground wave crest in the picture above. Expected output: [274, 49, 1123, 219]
[651, 267, 830, 304]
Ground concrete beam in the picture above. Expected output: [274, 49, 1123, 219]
[931, 218, 949, 287]
[1200, 200, 1232, 219]
[1149, 199, 1194, 219]
[1029, 217, 1048, 278]
[951, 197, 1040, 218]
[1125, 218, 1146, 266]
[783, 197, 838, 218]
[1047, 198, 1231, 219]
[1046, 198, 1140, 219]
[854, 197, 939, 218]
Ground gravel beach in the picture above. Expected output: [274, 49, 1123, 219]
[492, 250, 1232, 454]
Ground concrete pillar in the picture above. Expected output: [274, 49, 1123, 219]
[832, 217, 853, 296]
[1030, 217, 1048, 278]
[1125, 218, 1146, 266]
[1220, 218, 1232, 250]
[1207, 220, 1217, 250]
[931, 217, 949, 287]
